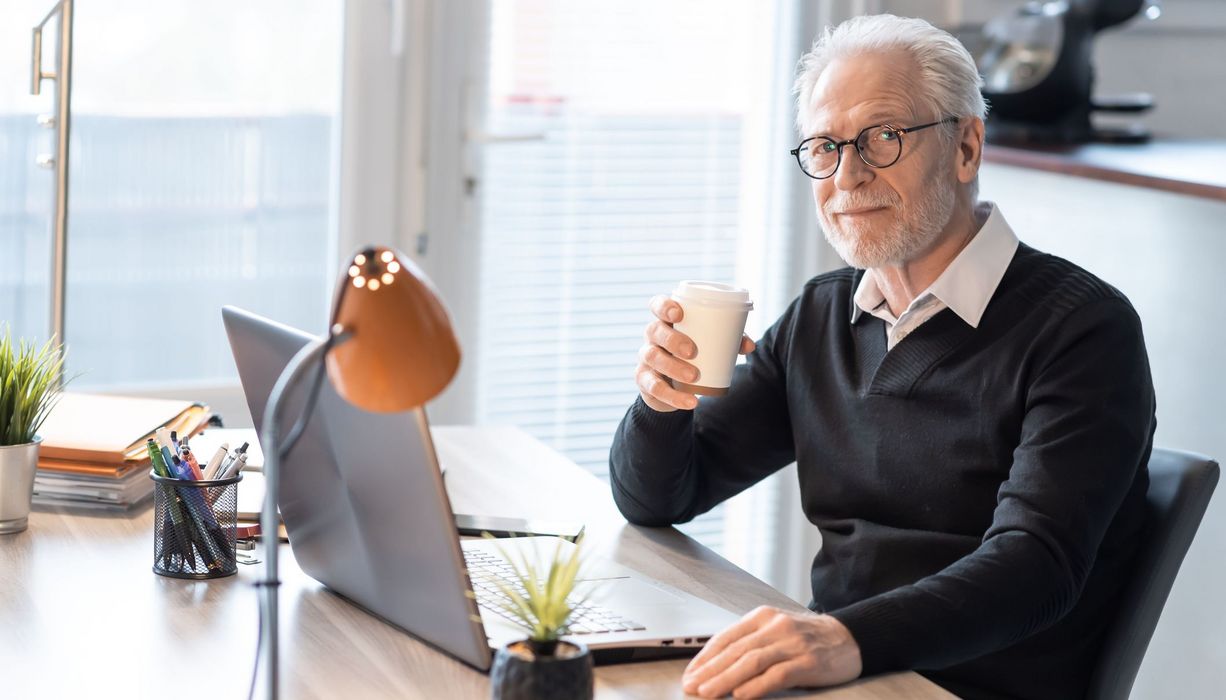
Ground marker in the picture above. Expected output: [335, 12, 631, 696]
[149, 439, 188, 568]
[148, 439, 172, 479]
[160, 445, 178, 475]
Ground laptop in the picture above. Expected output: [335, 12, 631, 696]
[221, 306, 740, 669]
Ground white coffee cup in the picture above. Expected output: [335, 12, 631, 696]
[670, 281, 753, 396]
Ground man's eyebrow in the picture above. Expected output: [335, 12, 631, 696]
[808, 112, 906, 138]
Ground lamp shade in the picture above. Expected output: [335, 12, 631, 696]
[326, 246, 461, 413]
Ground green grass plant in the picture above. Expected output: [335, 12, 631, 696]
[486, 538, 588, 652]
[0, 327, 65, 446]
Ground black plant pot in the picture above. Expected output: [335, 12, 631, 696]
[490, 639, 594, 700]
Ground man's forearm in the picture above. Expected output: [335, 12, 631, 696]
[829, 528, 1084, 673]
[609, 311, 797, 527]
[609, 397, 701, 526]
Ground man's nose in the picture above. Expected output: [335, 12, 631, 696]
[833, 148, 873, 191]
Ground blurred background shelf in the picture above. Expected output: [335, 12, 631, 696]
[984, 140, 1226, 202]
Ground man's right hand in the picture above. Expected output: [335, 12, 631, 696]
[636, 295, 755, 413]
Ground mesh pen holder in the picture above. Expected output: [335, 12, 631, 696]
[151, 471, 243, 579]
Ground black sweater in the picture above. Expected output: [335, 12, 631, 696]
[609, 244, 1156, 700]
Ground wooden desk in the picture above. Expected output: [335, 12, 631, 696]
[0, 426, 953, 699]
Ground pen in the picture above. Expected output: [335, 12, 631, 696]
[167, 454, 222, 523]
[203, 443, 230, 480]
[213, 454, 235, 479]
[154, 435, 234, 571]
[170, 430, 180, 453]
[216, 442, 249, 478]
[220, 451, 248, 479]
[180, 444, 204, 480]
[167, 453, 229, 568]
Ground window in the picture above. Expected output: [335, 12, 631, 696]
[473, 0, 811, 596]
[0, 0, 342, 391]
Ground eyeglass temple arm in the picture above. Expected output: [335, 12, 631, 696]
[898, 116, 961, 134]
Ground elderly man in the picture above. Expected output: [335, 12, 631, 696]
[609, 14, 1155, 700]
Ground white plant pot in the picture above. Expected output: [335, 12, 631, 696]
[0, 437, 41, 534]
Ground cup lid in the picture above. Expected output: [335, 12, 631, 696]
[672, 281, 753, 309]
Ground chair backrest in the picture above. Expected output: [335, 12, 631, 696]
[1086, 448, 1219, 700]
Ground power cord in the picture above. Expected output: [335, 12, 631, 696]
[246, 586, 264, 700]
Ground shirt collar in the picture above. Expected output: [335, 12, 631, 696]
[850, 201, 1020, 328]
[851, 269, 890, 324]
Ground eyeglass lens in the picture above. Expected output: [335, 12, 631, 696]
[797, 125, 902, 178]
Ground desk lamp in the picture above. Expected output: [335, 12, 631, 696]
[256, 246, 460, 699]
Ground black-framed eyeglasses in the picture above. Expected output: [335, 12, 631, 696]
[789, 116, 959, 180]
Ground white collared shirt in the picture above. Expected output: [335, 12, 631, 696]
[850, 201, 1020, 350]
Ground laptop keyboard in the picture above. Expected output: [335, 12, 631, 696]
[464, 549, 646, 635]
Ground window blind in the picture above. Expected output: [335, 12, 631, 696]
[474, 0, 802, 564]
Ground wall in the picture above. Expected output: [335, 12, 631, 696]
[980, 163, 1225, 700]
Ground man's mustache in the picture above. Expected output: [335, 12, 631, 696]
[822, 192, 900, 217]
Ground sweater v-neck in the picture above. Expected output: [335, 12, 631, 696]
[849, 271, 983, 398]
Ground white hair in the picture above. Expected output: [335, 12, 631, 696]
[793, 14, 988, 140]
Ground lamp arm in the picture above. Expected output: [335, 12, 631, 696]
[256, 329, 347, 700]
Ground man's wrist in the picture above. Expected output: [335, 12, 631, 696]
[818, 613, 863, 679]
[631, 394, 693, 428]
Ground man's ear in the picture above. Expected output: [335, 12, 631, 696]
[956, 117, 985, 185]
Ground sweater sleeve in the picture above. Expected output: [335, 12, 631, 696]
[829, 297, 1156, 673]
[608, 303, 799, 527]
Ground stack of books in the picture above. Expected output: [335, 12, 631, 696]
[34, 393, 212, 511]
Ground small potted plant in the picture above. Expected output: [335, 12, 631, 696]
[486, 539, 595, 700]
[0, 329, 65, 534]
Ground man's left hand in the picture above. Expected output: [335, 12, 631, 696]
[681, 606, 862, 698]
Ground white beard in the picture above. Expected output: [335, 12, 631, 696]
[818, 176, 956, 269]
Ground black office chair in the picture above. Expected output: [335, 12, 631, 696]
[1087, 448, 1220, 700]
